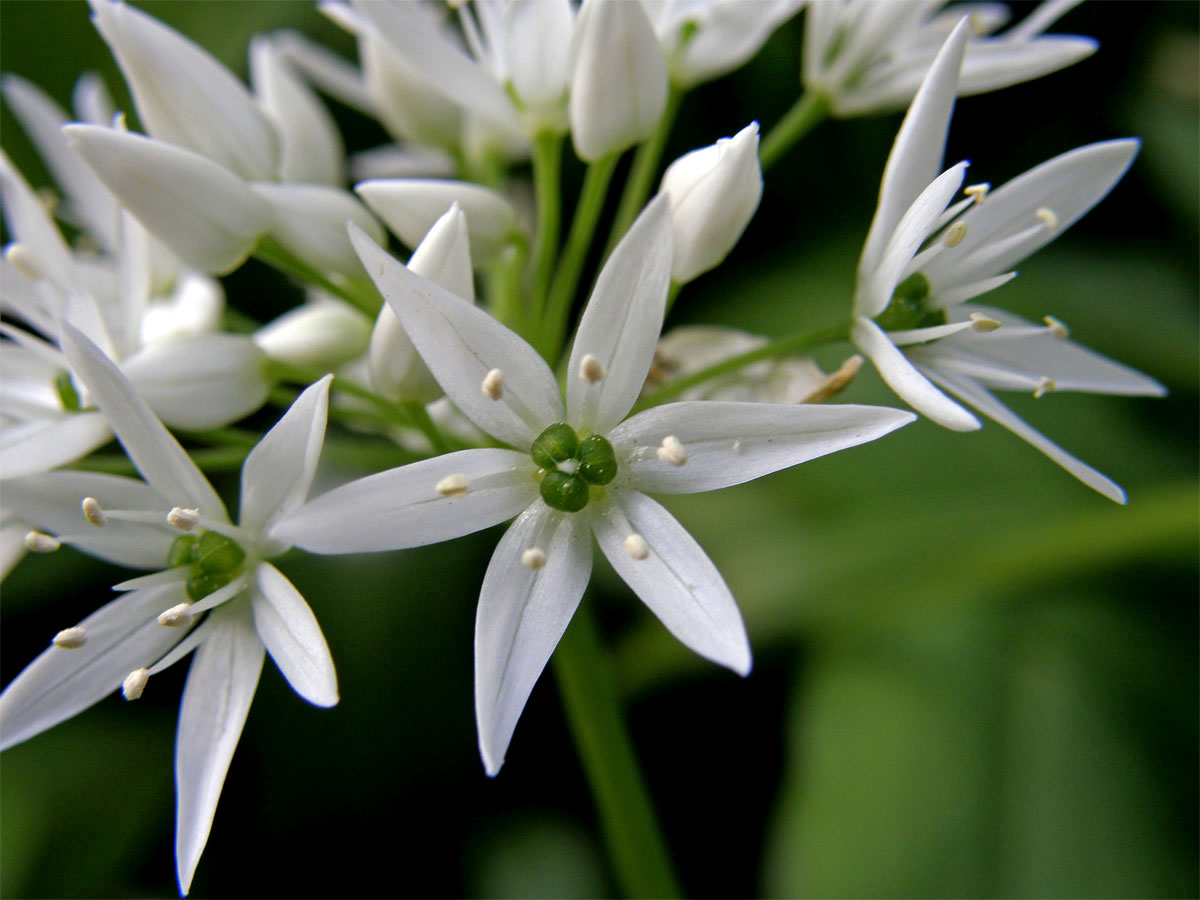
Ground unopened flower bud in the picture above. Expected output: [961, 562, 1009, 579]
[251, 182, 385, 278]
[254, 298, 371, 370]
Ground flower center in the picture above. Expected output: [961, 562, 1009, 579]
[873, 272, 947, 333]
[167, 529, 247, 602]
[530, 423, 617, 513]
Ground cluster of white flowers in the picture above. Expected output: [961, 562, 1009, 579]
[0, 0, 1164, 894]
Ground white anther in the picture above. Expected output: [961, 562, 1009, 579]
[122, 668, 149, 700]
[24, 531, 61, 552]
[436, 473, 469, 496]
[521, 547, 547, 570]
[963, 183, 989, 204]
[481, 368, 504, 400]
[943, 220, 968, 247]
[4, 242, 45, 281]
[1044, 315, 1069, 339]
[969, 312, 1002, 332]
[167, 507, 201, 531]
[158, 603, 194, 627]
[579, 354, 606, 384]
[1035, 207, 1058, 230]
[656, 435, 688, 466]
[624, 533, 650, 561]
[81, 496, 107, 526]
[1033, 376, 1057, 399]
[52, 626, 87, 649]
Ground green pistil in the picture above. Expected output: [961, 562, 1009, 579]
[167, 529, 246, 602]
[533, 424, 618, 512]
[873, 272, 947, 333]
[55, 371, 81, 412]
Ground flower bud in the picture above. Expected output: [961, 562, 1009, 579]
[659, 122, 762, 283]
[251, 182, 385, 278]
[255, 297, 371, 370]
[569, 0, 668, 161]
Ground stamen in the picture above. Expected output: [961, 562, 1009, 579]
[1033, 376, 1057, 399]
[802, 355, 863, 403]
[1035, 207, 1058, 230]
[122, 668, 149, 700]
[1044, 315, 1069, 339]
[579, 354, 606, 384]
[624, 533, 650, 561]
[436, 473, 469, 496]
[943, 220, 968, 247]
[969, 312, 1002, 332]
[81, 496, 107, 526]
[24, 531, 61, 553]
[52, 626, 87, 649]
[481, 368, 504, 400]
[963, 182, 989, 204]
[158, 603, 194, 627]
[167, 507, 201, 531]
[521, 547, 547, 570]
[656, 435, 688, 466]
[4, 242, 45, 281]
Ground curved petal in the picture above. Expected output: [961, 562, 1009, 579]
[0, 582, 190, 751]
[239, 376, 332, 536]
[251, 562, 338, 707]
[610, 400, 915, 494]
[59, 323, 228, 519]
[0, 411, 112, 479]
[0, 149, 80, 291]
[475, 501, 592, 776]
[590, 491, 750, 675]
[350, 226, 562, 448]
[271, 448, 538, 553]
[566, 194, 673, 433]
[251, 182, 384, 278]
[174, 604, 264, 896]
[853, 316, 980, 431]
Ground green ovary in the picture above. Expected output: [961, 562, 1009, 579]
[532, 424, 618, 512]
[873, 272, 947, 333]
[167, 530, 247, 602]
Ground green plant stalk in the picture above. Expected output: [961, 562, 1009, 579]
[488, 236, 529, 334]
[635, 319, 853, 411]
[552, 602, 684, 899]
[759, 91, 831, 170]
[254, 236, 381, 317]
[604, 87, 684, 260]
[529, 131, 565, 327]
[539, 152, 620, 361]
[403, 401, 451, 455]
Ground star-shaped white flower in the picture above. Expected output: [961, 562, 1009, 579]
[274, 195, 913, 774]
[851, 17, 1165, 503]
[0, 323, 337, 895]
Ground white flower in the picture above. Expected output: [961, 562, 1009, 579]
[851, 18, 1165, 502]
[660, 121, 763, 283]
[274, 195, 914, 774]
[0, 323, 337, 895]
[254, 294, 372, 371]
[804, 0, 1098, 116]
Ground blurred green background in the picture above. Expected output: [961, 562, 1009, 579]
[1, 2, 1196, 897]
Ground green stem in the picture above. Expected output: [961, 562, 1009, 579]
[254, 236, 381, 317]
[529, 131, 564, 322]
[604, 87, 684, 260]
[403, 401, 451, 455]
[488, 237, 528, 333]
[553, 602, 683, 899]
[635, 318, 852, 411]
[539, 153, 620, 361]
[759, 91, 831, 170]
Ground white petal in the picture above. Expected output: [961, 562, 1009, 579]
[271, 448, 537, 553]
[251, 562, 338, 707]
[90, 0, 280, 181]
[63, 125, 269, 275]
[251, 182, 385, 278]
[858, 17, 970, 279]
[590, 491, 750, 674]
[121, 333, 273, 431]
[0, 149, 80, 291]
[253, 299, 371, 370]
[919, 364, 1127, 503]
[0, 412, 112, 479]
[610, 400, 915, 494]
[665, 0, 804, 88]
[350, 226, 562, 448]
[475, 501, 591, 776]
[272, 27, 375, 115]
[59, 322, 228, 519]
[852, 316, 980, 431]
[566, 194, 673, 433]
[956, 35, 1097, 97]
[501, 0, 574, 129]
[356, 179, 518, 265]
[0, 583, 191, 750]
[239, 376, 332, 536]
[175, 604, 265, 896]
